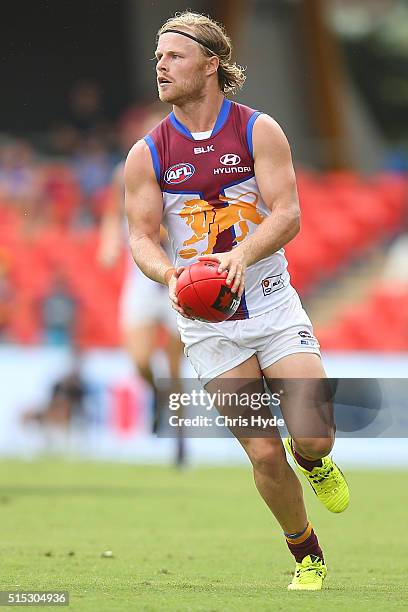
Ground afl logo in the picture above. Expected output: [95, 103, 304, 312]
[220, 153, 241, 166]
[164, 163, 195, 184]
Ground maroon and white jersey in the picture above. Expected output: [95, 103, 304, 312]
[144, 98, 295, 319]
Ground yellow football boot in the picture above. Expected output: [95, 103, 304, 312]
[288, 554, 327, 591]
[284, 437, 349, 513]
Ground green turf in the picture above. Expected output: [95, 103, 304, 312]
[1, 460, 407, 611]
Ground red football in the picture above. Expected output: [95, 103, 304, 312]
[176, 259, 240, 322]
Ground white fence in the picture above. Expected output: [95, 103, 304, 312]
[0, 346, 407, 466]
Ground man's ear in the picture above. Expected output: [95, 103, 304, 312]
[206, 55, 219, 77]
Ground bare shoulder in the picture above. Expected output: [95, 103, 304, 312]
[124, 139, 156, 190]
[252, 114, 291, 159]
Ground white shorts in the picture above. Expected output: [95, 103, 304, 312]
[178, 293, 321, 384]
[119, 263, 178, 333]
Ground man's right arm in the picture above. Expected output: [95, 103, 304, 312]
[125, 139, 191, 318]
[124, 139, 173, 285]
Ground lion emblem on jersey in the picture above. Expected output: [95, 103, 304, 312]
[178, 192, 264, 259]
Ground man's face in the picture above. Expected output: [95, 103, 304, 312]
[155, 32, 208, 105]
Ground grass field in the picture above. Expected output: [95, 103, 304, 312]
[1, 460, 407, 611]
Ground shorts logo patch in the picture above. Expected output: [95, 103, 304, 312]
[164, 163, 195, 184]
[298, 330, 318, 346]
[261, 274, 285, 296]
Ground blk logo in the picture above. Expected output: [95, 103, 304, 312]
[220, 153, 241, 166]
[164, 163, 195, 184]
[194, 145, 215, 154]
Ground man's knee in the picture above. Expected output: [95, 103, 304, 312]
[293, 434, 334, 459]
[242, 438, 287, 477]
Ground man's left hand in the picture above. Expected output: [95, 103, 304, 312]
[198, 248, 247, 297]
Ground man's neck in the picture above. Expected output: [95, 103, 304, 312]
[172, 91, 225, 134]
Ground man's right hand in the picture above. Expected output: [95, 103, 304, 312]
[167, 267, 195, 319]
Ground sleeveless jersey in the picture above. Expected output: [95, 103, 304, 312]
[144, 98, 295, 320]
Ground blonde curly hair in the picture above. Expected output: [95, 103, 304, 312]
[157, 11, 246, 96]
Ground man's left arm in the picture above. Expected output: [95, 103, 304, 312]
[199, 114, 300, 296]
[241, 114, 300, 265]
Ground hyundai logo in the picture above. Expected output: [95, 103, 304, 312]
[220, 153, 241, 166]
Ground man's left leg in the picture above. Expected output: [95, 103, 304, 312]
[263, 352, 349, 590]
[263, 353, 349, 513]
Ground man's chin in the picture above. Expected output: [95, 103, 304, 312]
[158, 87, 191, 106]
[158, 89, 176, 104]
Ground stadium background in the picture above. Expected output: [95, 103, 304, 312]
[0, 2, 407, 608]
[1, 0, 407, 461]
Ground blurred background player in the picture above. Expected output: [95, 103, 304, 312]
[99, 104, 186, 466]
[22, 360, 86, 430]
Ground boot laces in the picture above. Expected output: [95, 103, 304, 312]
[296, 561, 324, 580]
[308, 462, 340, 486]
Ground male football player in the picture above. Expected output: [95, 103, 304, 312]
[125, 10, 349, 590]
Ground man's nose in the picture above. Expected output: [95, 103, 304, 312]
[157, 57, 168, 72]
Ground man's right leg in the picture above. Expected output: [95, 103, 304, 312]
[204, 355, 325, 589]
[205, 355, 308, 536]
[242, 437, 309, 534]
